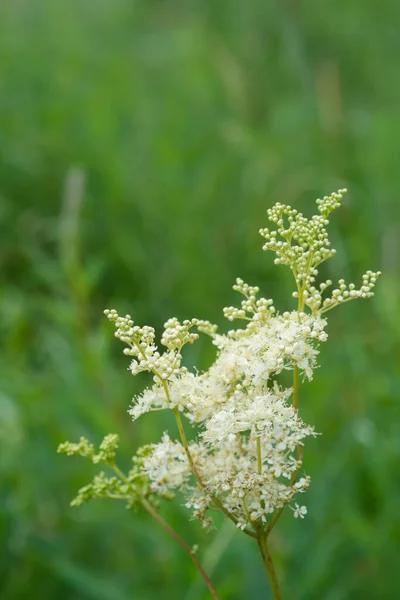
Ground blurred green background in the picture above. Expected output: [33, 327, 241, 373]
[1, 1, 399, 598]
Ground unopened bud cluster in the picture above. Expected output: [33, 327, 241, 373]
[104, 310, 216, 382]
[259, 190, 381, 314]
[224, 278, 276, 323]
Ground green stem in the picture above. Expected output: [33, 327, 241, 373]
[293, 364, 299, 413]
[256, 436, 263, 475]
[142, 498, 220, 600]
[242, 496, 252, 524]
[257, 534, 283, 600]
[111, 463, 130, 485]
[266, 304, 303, 537]
[298, 288, 305, 313]
[111, 464, 220, 599]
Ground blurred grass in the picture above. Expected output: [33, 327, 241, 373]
[0, 0, 399, 598]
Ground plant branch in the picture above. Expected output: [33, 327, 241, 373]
[158, 379, 256, 538]
[265, 315, 302, 536]
[257, 533, 283, 600]
[256, 437, 263, 475]
[134, 337, 256, 538]
[142, 498, 220, 600]
[293, 364, 299, 412]
[111, 463, 220, 599]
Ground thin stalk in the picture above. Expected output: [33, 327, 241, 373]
[236, 432, 245, 454]
[298, 288, 305, 313]
[142, 498, 220, 600]
[257, 534, 283, 600]
[111, 464, 220, 599]
[256, 437, 263, 475]
[242, 496, 253, 524]
[265, 298, 303, 537]
[293, 364, 299, 413]
[111, 463, 130, 485]
[256, 437, 267, 517]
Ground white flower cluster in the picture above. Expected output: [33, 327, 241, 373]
[105, 298, 325, 529]
[126, 304, 322, 528]
[141, 433, 191, 495]
[104, 190, 380, 533]
[127, 308, 326, 422]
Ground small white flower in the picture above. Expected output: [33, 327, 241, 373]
[293, 503, 307, 519]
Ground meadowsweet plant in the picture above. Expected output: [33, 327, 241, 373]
[59, 190, 381, 599]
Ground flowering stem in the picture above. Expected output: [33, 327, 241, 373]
[141, 498, 220, 600]
[265, 362, 303, 537]
[111, 463, 129, 484]
[257, 533, 283, 600]
[265, 292, 304, 538]
[141, 371, 240, 529]
[161, 377, 255, 537]
[256, 437, 263, 475]
[111, 463, 220, 599]
[172, 405, 257, 538]
[293, 364, 299, 413]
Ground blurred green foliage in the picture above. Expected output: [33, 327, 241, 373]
[1, 1, 399, 598]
